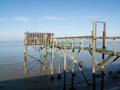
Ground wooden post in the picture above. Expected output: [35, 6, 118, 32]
[71, 38, 75, 90]
[64, 38, 67, 90]
[113, 38, 116, 55]
[101, 22, 106, 90]
[92, 21, 96, 90]
[50, 34, 55, 80]
[57, 40, 62, 80]
[24, 45, 27, 74]
[40, 48, 42, 71]
[72, 39, 74, 73]
[80, 39, 84, 50]
[44, 34, 47, 71]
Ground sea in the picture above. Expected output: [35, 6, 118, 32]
[0, 40, 120, 87]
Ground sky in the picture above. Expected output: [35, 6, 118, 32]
[0, 0, 120, 41]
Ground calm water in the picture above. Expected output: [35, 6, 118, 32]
[0, 41, 120, 77]
[0, 41, 24, 64]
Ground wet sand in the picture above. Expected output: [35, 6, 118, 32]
[0, 62, 120, 90]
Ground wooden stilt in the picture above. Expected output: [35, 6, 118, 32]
[101, 22, 106, 90]
[92, 20, 96, 90]
[71, 38, 75, 90]
[24, 45, 27, 74]
[63, 38, 67, 90]
[57, 46, 62, 80]
[50, 35, 55, 80]
[40, 48, 42, 71]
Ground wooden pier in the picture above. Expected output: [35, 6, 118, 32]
[24, 21, 120, 90]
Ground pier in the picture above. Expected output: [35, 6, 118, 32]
[24, 21, 120, 90]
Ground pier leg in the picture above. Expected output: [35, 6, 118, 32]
[101, 23, 106, 90]
[101, 71, 104, 90]
[50, 51, 55, 80]
[70, 73, 75, 90]
[92, 21, 96, 90]
[24, 45, 27, 74]
[64, 70, 66, 90]
[93, 73, 96, 90]
[57, 48, 62, 80]
[24, 73, 28, 89]
[70, 38, 75, 90]
[44, 46, 47, 71]
[71, 60, 75, 90]
[101, 53, 105, 90]
[50, 36, 55, 80]
[40, 49, 42, 71]
[63, 39, 67, 90]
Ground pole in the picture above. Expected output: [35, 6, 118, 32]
[101, 22, 106, 90]
[92, 20, 96, 90]
[44, 34, 47, 71]
[57, 45, 62, 80]
[40, 48, 42, 71]
[50, 34, 55, 80]
[24, 45, 27, 74]
[64, 38, 67, 90]
[71, 38, 75, 90]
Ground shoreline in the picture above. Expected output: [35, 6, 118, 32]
[0, 62, 120, 90]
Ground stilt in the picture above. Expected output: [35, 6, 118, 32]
[93, 73, 96, 90]
[44, 46, 47, 71]
[92, 20, 96, 90]
[101, 22, 106, 90]
[50, 35, 55, 80]
[63, 38, 67, 90]
[71, 38, 75, 90]
[40, 48, 42, 71]
[64, 71, 66, 90]
[24, 73, 28, 89]
[24, 45, 27, 74]
[101, 71, 104, 90]
[44, 34, 48, 71]
[57, 47, 62, 80]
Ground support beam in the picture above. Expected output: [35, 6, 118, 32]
[92, 20, 96, 90]
[80, 39, 84, 50]
[44, 34, 47, 71]
[63, 38, 67, 90]
[101, 22, 106, 90]
[71, 38, 75, 90]
[44, 46, 47, 71]
[50, 35, 55, 80]
[95, 55, 112, 72]
[40, 48, 42, 71]
[103, 56, 119, 71]
[24, 45, 27, 74]
[57, 47, 62, 80]
[113, 38, 116, 55]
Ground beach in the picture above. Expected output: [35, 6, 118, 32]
[0, 62, 120, 90]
